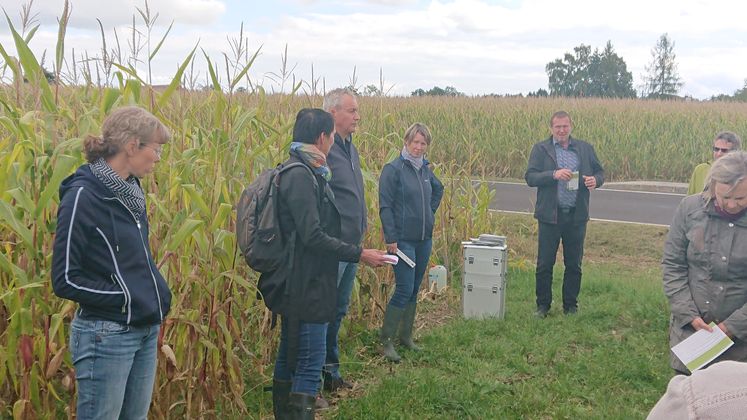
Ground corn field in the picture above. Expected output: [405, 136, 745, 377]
[0, 8, 504, 418]
[2, 4, 747, 418]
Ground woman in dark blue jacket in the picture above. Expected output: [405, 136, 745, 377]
[51, 106, 172, 419]
[378, 123, 444, 362]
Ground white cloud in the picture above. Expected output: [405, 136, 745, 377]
[0, 0, 226, 29]
[2, 0, 747, 97]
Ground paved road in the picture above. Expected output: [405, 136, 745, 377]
[483, 181, 685, 226]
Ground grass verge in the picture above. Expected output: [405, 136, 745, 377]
[249, 215, 673, 419]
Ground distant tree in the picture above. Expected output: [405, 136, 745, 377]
[711, 79, 747, 102]
[587, 41, 636, 98]
[344, 84, 360, 95]
[546, 41, 635, 98]
[527, 88, 549, 97]
[428, 86, 446, 96]
[443, 86, 463, 96]
[410, 86, 464, 97]
[546, 44, 593, 96]
[642, 33, 683, 99]
[363, 84, 382, 96]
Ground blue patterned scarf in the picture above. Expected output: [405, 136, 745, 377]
[290, 142, 332, 181]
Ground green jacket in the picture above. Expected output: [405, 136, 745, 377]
[662, 194, 747, 372]
[686, 162, 710, 195]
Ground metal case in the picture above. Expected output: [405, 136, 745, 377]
[462, 242, 507, 319]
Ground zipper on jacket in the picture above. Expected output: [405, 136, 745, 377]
[404, 160, 428, 241]
[96, 227, 132, 324]
[415, 166, 427, 240]
[103, 196, 164, 322]
[108, 209, 120, 252]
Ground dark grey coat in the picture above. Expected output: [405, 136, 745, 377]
[524, 136, 604, 224]
[327, 134, 367, 245]
[663, 194, 747, 372]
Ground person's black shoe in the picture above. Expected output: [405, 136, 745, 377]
[323, 376, 353, 392]
[534, 306, 550, 318]
[315, 394, 330, 410]
[563, 306, 578, 315]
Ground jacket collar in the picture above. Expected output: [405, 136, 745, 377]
[398, 154, 430, 167]
[334, 132, 352, 147]
[705, 197, 747, 227]
[59, 164, 119, 201]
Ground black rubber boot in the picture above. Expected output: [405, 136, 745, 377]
[398, 303, 421, 351]
[381, 304, 404, 362]
[272, 379, 292, 420]
[288, 392, 316, 420]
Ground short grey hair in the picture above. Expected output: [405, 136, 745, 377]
[704, 150, 747, 199]
[404, 123, 432, 145]
[323, 88, 356, 112]
[714, 131, 742, 150]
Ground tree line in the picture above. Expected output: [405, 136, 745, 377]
[413, 33, 746, 101]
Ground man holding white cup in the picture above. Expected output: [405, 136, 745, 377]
[524, 111, 605, 318]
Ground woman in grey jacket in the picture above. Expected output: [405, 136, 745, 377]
[663, 151, 747, 374]
[378, 123, 444, 362]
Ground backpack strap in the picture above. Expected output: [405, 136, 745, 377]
[276, 162, 322, 204]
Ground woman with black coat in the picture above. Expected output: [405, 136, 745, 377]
[378, 123, 444, 362]
[271, 109, 387, 419]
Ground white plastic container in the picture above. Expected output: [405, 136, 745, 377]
[462, 241, 508, 319]
[428, 265, 448, 291]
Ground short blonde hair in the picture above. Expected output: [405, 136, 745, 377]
[83, 106, 170, 163]
[404, 123, 432, 145]
[704, 150, 747, 199]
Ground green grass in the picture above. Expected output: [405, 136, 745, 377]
[326, 263, 670, 419]
[246, 215, 674, 419]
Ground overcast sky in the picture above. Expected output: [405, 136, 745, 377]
[1, 0, 746, 98]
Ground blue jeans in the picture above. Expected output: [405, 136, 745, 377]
[323, 261, 358, 380]
[70, 315, 160, 420]
[390, 239, 433, 308]
[273, 318, 327, 395]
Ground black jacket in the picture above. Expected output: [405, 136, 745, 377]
[327, 134, 367, 245]
[51, 165, 171, 326]
[276, 156, 362, 323]
[379, 156, 444, 243]
[524, 136, 605, 224]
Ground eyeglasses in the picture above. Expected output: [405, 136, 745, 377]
[142, 143, 163, 157]
[713, 146, 732, 154]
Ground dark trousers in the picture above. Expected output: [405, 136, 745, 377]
[535, 208, 587, 310]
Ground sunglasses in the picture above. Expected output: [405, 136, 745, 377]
[713, 146, 732, 153]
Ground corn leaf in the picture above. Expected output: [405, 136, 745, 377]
[5, 14, 56, 113]
[156, 44, 197, 109]
[166, 218, 203, 251]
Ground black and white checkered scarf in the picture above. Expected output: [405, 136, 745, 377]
[89, 158, 145, 220]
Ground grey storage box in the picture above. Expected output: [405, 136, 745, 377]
[462, 240, 507, 319]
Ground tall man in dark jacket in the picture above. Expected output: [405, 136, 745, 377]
[321, 88, 367, 392]
[524, 111, 604, 318]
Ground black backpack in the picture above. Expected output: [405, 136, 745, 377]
[236, 162, 317, 310]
